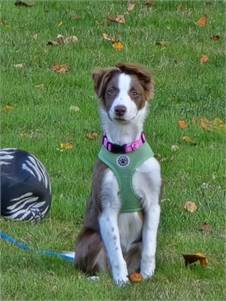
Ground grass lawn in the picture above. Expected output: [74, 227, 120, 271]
[0, 0, 225, 300]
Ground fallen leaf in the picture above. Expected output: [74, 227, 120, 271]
[15, 0, 33, 7]
[0, 18, 7, 26]
[128, 2, 136, 12]
[112, 41, 124, 51]
[199, 223, 212, 234]
[69, 105, 80, 113]
[200, 55, 209, 64]
[181, 136, 197, 145]
[51, 64, 69, 74]
[14, 63, 24, 68]
[184, 201, 198, 213]
[196, 15, 208, 27]
[199, 117, 226, 132]
[102, 33, 116, 42]
[2, 104, 16, 112]
[86, 132, 99, 140]
[211, 34, 220, 41]
[32, 33, 38, 40]
[35, 83, 45, 89]
[171, 145, 179, 152]
[47, 34, 78, 46]
[182, 252, 208, 267]
[107, 15, 125, 24]
[156, 40, 169, 48]
[178, 119, 188, 129]
[58, 143, 74, 151]
[70, 15, 81, 21]
[145, 0, 155, 7]
[129, 272, 143, 283]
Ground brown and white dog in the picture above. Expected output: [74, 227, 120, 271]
[75, 63, 162, 286]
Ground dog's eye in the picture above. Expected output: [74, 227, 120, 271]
[106, 87, 117, 95]
[130, 89, 138, 97]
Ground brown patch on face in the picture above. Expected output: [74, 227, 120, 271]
[116, 62, 154, 101]
[92, 67, 119, 101]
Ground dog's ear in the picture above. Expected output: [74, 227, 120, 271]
[92, 67, 119, 99]
[115, 63, 154, 100]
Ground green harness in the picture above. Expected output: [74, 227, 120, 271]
[98, 142, 154, 213]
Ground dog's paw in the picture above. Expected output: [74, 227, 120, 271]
[140, 256, 155, 280]
[114, 274, 129, 287]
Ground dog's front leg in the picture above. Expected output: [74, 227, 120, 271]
[99, 208, 129, 286]
[140, 203, 160, 279]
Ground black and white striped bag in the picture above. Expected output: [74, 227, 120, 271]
[1, 148, 51, 222]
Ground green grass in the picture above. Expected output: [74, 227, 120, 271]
[0, 0, 225, 300]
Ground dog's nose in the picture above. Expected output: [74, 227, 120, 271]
[114, 105, 127, 117]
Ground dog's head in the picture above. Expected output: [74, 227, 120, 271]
[92, 63, 154, 123]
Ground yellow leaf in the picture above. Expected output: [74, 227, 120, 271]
[59, 143, 74, 151]
[86, 132, 99, 140]
[112, 41, 124, 51]
[181, 136, 197, 145]
[184, 201, 198, 213]
[178, 119, 188, 129]
[196, 15, 208, 27]
[2, 104, 16, 112]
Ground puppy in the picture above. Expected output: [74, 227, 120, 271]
[75, 63, 162, 286]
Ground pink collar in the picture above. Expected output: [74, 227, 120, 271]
[102, 133, 146, 154]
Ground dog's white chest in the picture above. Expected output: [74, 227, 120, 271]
[118, 212, 143, 252]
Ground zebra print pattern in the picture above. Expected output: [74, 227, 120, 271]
[1, 148, 51, 222]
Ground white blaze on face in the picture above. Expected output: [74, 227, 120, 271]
[109, 73, 138, 121]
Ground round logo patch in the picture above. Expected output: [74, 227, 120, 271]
[116, 155, 130, 167]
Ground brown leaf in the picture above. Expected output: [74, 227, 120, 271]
[112, 41, 124, 51]
[102, 33, 116, 42]
[47, 34, 78, 46]
[51, 64, 69, 74]
[181, 136, 197, 145]
[211, 34, 220, 41]
[184, 201, 198, 213]
[86, 132, 99, 140]
[129, 272, 143, 283]
[183, 253, 208, 267]
[199, 117, 226, 132]
[196, 15, 208, 27]
[200, 55, 209, 64]
[156, 40, 169, 48]
[15, 0, 33, 7]
[2, 104, 16, 112]
[199, 223, 212, 234]
[71, 15, 81, 21]
[107, 15, 125, 24]
[128, 2, 136, 12]
[178, 119, 188, 129]
[145, 0, 155, 7]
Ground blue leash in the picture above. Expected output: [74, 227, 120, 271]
[0, 231, 75, 263]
